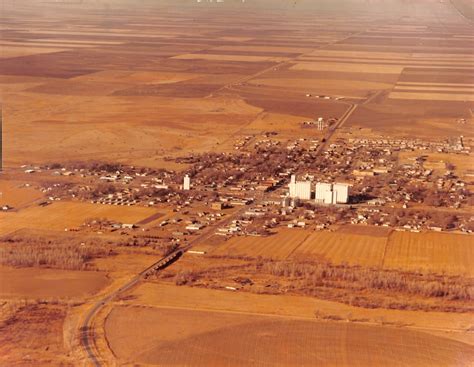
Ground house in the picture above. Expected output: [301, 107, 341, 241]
[186, 223, 204, 231]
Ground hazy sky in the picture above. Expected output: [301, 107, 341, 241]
[2, 0, 469, 24]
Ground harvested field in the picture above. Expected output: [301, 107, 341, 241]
[383, 231, 474, 276]
[336, 225, 392, 237]
[290, 62, 404, 74]
[112, 82, 218, 98]
[306, 50, 413, 59]
[0, 46, 68, 59]
[72, 70, 202, 84]
[398, 71, 474, 85]
[0, 266, 109, 298]
[212, 228, 387, 267]
[105, 305, 474, 367]
[212, 229, 312, 260]
[171, 53, 283, 63]
[0, 201, 156, 235]
[388, 91, 474, 102]
[0, 52, 99, 78]
[27, 80, 132, 96]
[212, 45, 313, 54]
[1, 0, 472, 168]
[2, 1, 473, 365]
[298, 57, 473, 68]
[248, 78, 392, 92]
[393, 86, 474, 92]
[340, 36, 473, 49]
[397, 82, 474, 87]
[289, 231, 387, 267]
[345, 100, 473, 138]
[0, 40, 94, 49]
[258, 68, 400, 85]
[212, 227, 473, 276]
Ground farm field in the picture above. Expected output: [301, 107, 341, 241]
[0, 201, 157, 235]
[123, 282, 474, 344]
[0, 266, 110, 299]
[290, 230, 388, 267]
[383, 231, 474, 276]
[1, 0, 473, 366]
[1, 0, 473, 169]
[105, 305, 474, 367]
[212, 228, 312, 260]
[211, 227, 473, 276]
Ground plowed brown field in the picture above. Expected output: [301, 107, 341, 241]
[105, 306, 474, 367]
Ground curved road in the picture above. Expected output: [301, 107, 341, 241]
[80, 247, 185, 366]
[79, 205, 250, 366]
[80, 97, 361, 366]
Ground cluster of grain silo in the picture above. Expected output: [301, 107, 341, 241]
[287, 174, 349, 205]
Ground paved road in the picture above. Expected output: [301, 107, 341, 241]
[80, 88, 362, 366]
[80, 248, 183, 366]
[79, 204, 250, 366]
[80, 94, 362, 366]
[314, 103, 357, 156]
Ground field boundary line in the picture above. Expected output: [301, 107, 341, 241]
[285, 230, 315, 260]
[380, 231, 394, 268]
[449, 0, 474, 24]
[100, 306, 119, 362]
[110, 303, 474, 338]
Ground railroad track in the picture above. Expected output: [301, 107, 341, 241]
[80, 248, 184, 366]
[79, 205, 250, 366]
[80, 97, 360, 366]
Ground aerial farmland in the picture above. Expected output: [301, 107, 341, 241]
[0, 0, 473, 366]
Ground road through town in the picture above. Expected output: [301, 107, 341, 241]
[79, 96, 361, 367]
